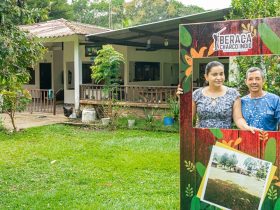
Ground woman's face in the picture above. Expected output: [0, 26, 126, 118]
[204, 65, 225, 88]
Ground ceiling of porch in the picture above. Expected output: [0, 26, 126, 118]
[86, 8, 230, 51]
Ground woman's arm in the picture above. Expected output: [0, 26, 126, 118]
[233, 98, 258, 133]
[192, 100, 196, 124]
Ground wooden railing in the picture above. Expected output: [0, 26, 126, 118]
[80, 84, 177, 104]
[26, 89, 56, 114]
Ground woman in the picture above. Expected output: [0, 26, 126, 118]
[177, 61, 256, 132]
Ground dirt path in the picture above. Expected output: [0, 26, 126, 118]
[0, 112, 67, 130]
[208, 167, 266, 198]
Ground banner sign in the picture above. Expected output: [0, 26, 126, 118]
[179, 17, 280, 210]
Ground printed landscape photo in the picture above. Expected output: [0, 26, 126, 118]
[201, 146, 272, 210]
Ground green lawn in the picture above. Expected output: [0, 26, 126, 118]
[0, 125, 179, 209]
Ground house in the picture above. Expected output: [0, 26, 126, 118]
[21, 8, 230, 114]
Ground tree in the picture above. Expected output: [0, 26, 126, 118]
[71, 0, 94, 23]
[124, 0, 204, 26]
[229, 0, 280, 19]
[0, 0, 45, 131]
[227, 0, 280, 96]
[256, 162, 270, 180]
[226, 154, 238, 171]
[220, 153, 229, 168]
[25, 0, 73, 21]
[243, 157, 257, 174]
[89, 0, 125, 29]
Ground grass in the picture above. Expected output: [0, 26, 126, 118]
[0, 125, 179, 209]
[204, 179, 260, 210]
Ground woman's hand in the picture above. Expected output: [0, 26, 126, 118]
[176, 85, 183, 97]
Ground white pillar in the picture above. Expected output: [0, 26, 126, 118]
[74, 37, 82, 110]
[124, 46, 129, 85]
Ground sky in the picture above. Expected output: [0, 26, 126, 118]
[176, 0, 231, 10]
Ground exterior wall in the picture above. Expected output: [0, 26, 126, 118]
[25, 39, 179, 107]
[53, 50, 64, 91]
[126, 47, 179, 86]
[24, 50, 53, 90]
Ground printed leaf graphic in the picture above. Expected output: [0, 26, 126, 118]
[228, 140, 234, 147]
[273, 176, 279, 181]
[180, 26, 192, 47]
[259, 131, 269, 141]
[258, 23, 280, 54]
[274, 182, 280, 187]
[190, 196, 200, 210]
[233, 137, 242, 146]
[222, 140, 227, 145]
[274, 198, 280, 210]
[185, 184, 194, 197]
[261, 197, 272, 210]
[185, 160, 195, 172]
[268, 186, 278, 201]
[180, 60, 188, 74]
[210, 128, 223, 139]
[180, 49, 187, 63]
[264, 138, 276, 164]
[196, 162, 206, 177]
[183, 76, 191, 92]
[207, 42, 215, 56]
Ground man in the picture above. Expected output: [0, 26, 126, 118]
[241, 67, 280, 131]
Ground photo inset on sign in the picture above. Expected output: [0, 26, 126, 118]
[201, 145, 272, 210]
[192, 55, 280, 131]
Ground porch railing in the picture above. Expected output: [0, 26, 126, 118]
[80, 84, 177, 104]
[26, 89, 56, 114]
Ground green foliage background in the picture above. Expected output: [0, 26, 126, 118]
[227, 0, 280, 97]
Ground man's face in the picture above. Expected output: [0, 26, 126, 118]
[245, 71, 265, 94]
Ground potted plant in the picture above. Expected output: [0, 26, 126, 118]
[163, 113, 174, 126]
[91, 45, 124, 125]
[163, 96, 179, 126]
[126, 114, 136, 128]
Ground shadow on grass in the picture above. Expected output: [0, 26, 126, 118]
[204, 179, 260, 210]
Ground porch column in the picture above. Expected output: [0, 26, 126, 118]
[74, 37, 82, 110]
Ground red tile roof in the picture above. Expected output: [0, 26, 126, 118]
[20, 18, 110, 38]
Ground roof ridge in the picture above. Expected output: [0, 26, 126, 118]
[64, 19, 110, 31]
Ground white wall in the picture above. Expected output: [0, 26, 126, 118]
[53, 50, 63, 91]
[24, 50, 53, 90]
[126, 47, 179, 86]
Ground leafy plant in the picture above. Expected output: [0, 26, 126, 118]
[0, 1, 45, 131]
[91, 45, 124, 118]
[1, 89, 32, 130]
[167, 96, 179, 121]
[144, 108, 156, 124]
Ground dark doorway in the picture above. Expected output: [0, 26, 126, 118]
[40, 63, 52, 89]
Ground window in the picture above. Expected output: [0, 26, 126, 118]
[134, 62, 160, 81]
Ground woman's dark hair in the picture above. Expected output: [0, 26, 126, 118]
[205, 61, 224, 75]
